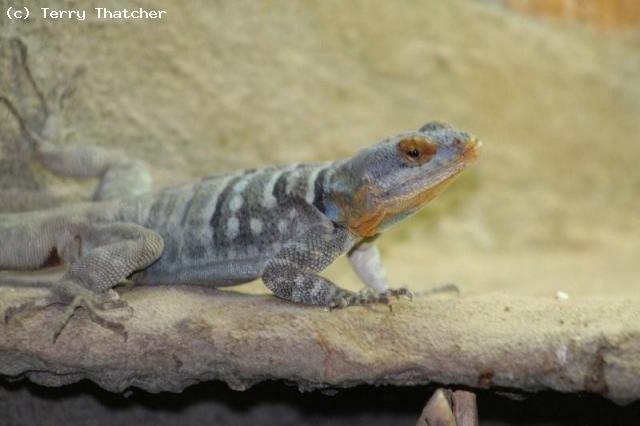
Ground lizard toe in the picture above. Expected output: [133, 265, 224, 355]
[52, 294, 131, 343]
[95, 289, 131, 312]
[84, 306, 129, 342]
[388, 287, 414, 301]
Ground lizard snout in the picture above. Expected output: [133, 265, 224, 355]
[460, 136, 482, 161]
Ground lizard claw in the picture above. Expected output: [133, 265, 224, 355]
[388, 287, 413, 301]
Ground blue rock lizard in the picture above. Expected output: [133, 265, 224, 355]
[0, 39, 481, 341]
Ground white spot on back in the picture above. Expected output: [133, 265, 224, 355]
[225, 216, 239, 239]
[228, 170, 259, 213]
[229, 194, 244, 212]
[250, 218, 263, 235]
[277, 220, 288, 234]
[180, 171, 243, 257]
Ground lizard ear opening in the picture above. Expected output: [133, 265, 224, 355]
[397, 137, 438, 166]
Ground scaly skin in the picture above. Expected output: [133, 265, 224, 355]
[0, 38, 481, 341]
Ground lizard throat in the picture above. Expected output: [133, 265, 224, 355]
[345, 168, 464, 237]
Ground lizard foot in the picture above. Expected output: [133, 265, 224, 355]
[52, 292, 132, 343]
[329, 287, 413, 309]
[4, 284, 132, 343]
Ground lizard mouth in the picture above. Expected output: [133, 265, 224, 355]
[462, 137, 482, 160]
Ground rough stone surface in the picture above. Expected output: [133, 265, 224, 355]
[1, 283, 638, 404]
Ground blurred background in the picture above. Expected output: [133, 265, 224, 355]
[1, 0, 639, 300]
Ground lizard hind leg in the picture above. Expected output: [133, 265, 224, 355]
[4, 282, 133, 343]
[3, 222, 164, 342]
[52, 283, 133, 343]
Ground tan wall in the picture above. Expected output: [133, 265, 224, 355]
[506, 0, 640, 29]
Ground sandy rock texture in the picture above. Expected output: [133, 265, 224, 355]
[0, 284, 639, 404]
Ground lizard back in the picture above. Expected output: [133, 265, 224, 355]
[121, 162, 338, 286]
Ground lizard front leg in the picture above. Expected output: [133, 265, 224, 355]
[2, 220, 164, 342]
[349, 238, 460, 300]
[262, 224, 404, 308]
[348, 237, 412, 301]
[348, 237, 390, 291]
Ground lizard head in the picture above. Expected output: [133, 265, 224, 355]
[327, 122, 481, 237]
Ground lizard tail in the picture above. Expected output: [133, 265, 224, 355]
[0, 277, 54, 290]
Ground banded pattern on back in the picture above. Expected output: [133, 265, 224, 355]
[207, 162, 333, 253]
[136, 161, 335, 283]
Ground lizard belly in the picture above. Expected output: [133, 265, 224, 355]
[132, 254, 269, 286]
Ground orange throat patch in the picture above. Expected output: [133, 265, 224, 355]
[345, 171, 462, 237]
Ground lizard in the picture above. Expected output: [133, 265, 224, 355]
[0, 39, 482, 342]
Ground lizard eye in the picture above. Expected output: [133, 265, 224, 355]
[398, 137, 438, 166]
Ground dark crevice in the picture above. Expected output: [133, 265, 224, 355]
[1, 378, 639, 426]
